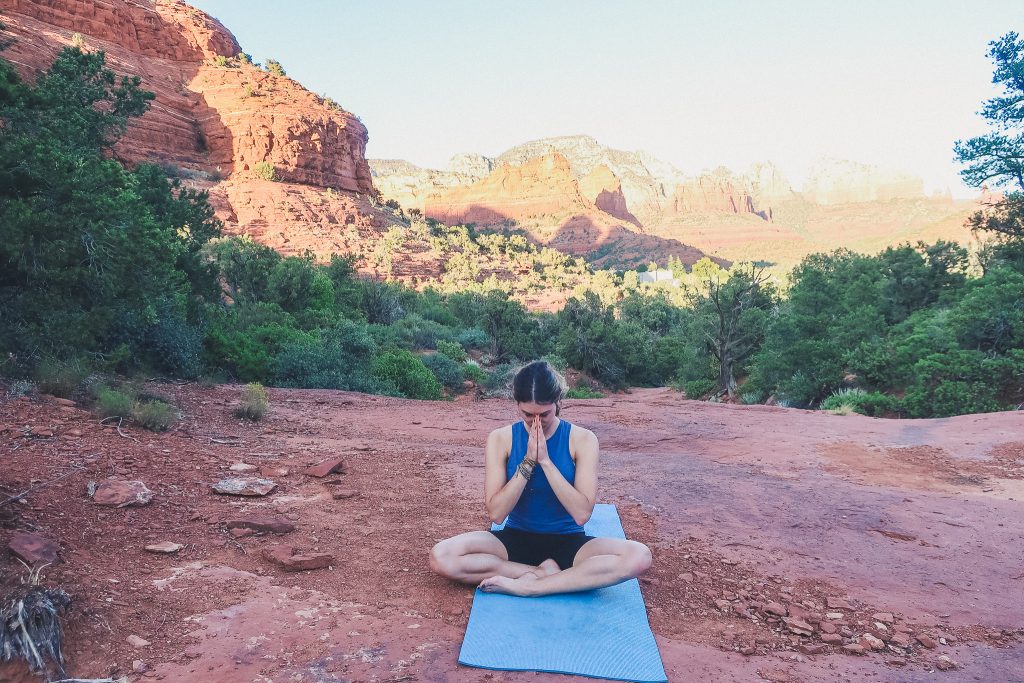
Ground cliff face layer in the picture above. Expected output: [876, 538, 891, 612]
[0, 0, 373, 192]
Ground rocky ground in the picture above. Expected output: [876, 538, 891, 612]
[1, 384, 1022, 683]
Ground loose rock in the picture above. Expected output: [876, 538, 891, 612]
[304, 457, 347, 478]
[860, 634, 885, 650]
[842, 644, 865, 655]
[821, 633, 844, 645]
[262, 545, 334, 572]
[127, 635, 151, 648]
[872, 612, 894, 623]
[330, 488, 358, 500]
[8, 532, 60, 565]
[826, 596, 852, 609]
[212, 477, 277, 497]
[917, 634, 938, 649]
[93, 480, 154, 507]
[228, 463, 259, 473]
[224, 515, 295, 534]
[144, 541, 183, 554]
[782, 617, 814, 636]
[936, 655, 957, 671]
[763, 601, 788, 617]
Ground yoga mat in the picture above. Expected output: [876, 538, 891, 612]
[458, 504, 667, 682]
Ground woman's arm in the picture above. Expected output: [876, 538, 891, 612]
[538, 423, 598, 526]
[483, 427, 532, 524]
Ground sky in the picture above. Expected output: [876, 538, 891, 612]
[188, 1, 1021, 197]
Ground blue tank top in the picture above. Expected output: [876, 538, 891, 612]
[505, 419, 583, 534]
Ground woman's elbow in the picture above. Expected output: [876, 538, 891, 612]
[573, 510, 593, 527]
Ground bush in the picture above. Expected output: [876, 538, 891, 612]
[254, 161, 276, 181]
[235, 382, 268, 420]
[456, 328, 490, 350]
[274, 320, 385, 393]
[95, 386, 135, 419]
[482, 362, 518, 398]
[34, 359, 89, 398]
[820, 388, 896, 417]
[422, 352, 465, 390]
[265, 58, 286, 77]
[682, 378, 717, 399]
[5, 380, 35, 399]
[436, 339, 467, 363]
[567, 386, 604, 399]
[371, 350, 443, 400]
[132, 400, 178, 431]
[462, 362, 487, 384]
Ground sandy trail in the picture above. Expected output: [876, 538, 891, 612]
[1, 385, 1021, 682]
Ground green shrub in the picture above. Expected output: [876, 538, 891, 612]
[34, 359, 89, 398]
[820, 388, 896, 416]
[422, 352, 465, 390]
[482, 362, 518, 398]
[95, 386, 135, 418]
[5, 380, 35, 399]
[683, 378, 717, 399]
[235, 382, 268, 420]
[391, 313, 458, 350]
[274, 320, 386, 393]
[436, 339, 467, 363]
[265, 58, 286, 77]
[213, 55, 229, 67]
[254, 161, 276, 181]
[371, 350, 442, 400]
[462, 362, 487, 384]
[132, 400, 178, 431]
[457, 328, 490, 349]
[567, 386, 604, 399]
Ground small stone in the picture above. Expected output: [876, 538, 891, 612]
[304, 457, 346, 478]
[52, 398, 76, 407]
[29, 427, 54, 438]
[889, 632, 912, 648]
[67, 429, 83, 437]
[888, 657, 907, 666]
[224, 515, 295, 534]
[144, 541, 182, 554]
[229, 527, 255, 538]
[133, 660, 148, 674]
[331, 489, 358, 500]
[821, 633, 844, 645]
[714, 599, 731, 611]
[936, 655, 957, 671]
[228, 463, 259, 473]
[262, 545, 334, 572]
[680, 572, 694, 582]
[872, 612, 894, 623]
[782, 617, 814, 636]
[842, 644, 865, 655]
[212, 477, 276, 497]
[8, 532, 60, 565]
[93, 480, 153, 507]
[825, 611, 845, 620]
[861, 634, 885, 650]
[798, 644, 827, 656]
[763, 601, 788, 617]
[740, 646, 756, 656]
[917, 634, 937, 649]
[262, 467, 290, 477]
[819, 621, 837, 634]
[826, 596, 852, 609]
[127, 635, 151, 648]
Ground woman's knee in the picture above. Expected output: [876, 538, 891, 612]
[624, 541, 652, 578]
[429, 538, 457, 577]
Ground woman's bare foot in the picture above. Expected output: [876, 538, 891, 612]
[521, 558, 560, 580]
[478, 575, 537, 596]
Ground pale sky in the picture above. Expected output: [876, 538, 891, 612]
[188, 1, 1021, 197]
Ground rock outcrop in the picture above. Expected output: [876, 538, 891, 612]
[802, 158, 924, 205]
[1, 0, 372, 194]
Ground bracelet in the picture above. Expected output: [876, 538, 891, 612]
[517, 460, 535, 481]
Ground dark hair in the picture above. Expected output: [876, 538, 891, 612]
[512, 360, 567, 413]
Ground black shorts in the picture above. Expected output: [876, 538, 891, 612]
[489, 527, 596, 570]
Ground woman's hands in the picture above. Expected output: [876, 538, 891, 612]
[526, 417, 551, 467]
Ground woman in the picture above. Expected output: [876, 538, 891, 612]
[429, 361, 652, 596]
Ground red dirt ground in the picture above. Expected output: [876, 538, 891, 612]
[1, 385, 1022, 683]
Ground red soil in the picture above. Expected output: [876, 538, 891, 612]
[1, 386, 1022, 682]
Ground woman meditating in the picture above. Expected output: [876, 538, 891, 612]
[430, 360, 652, 596]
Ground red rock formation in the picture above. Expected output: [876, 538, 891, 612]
[424, 152, 594, 225]
[666, 172, 757, 216]
[579, 164, 641, 226]
[0, 0, 372, 193]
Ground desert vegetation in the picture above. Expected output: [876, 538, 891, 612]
[1, 43, 1021, 417]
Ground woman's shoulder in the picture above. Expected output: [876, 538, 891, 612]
[567, 422, 598, 448]
[487, 424, 516, 447]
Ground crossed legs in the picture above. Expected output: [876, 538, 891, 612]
[430, 532, 652, 597]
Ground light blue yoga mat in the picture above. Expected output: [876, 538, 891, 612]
[458, 503, 667, 682]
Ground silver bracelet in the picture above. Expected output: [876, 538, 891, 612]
[518, 461, 535, 481]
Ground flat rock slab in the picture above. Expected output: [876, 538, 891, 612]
[212, 478, 277, 497]
[94, 480, 154, 507]
[144, 541, 183, 554]
[262, 545, 334, 572]
[228, 463, 259, 473]
[304, 457, 346, 478]
[8, 532, 59, 565]
[224, 515, 295, 534]
[330, 489, 358, 500]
